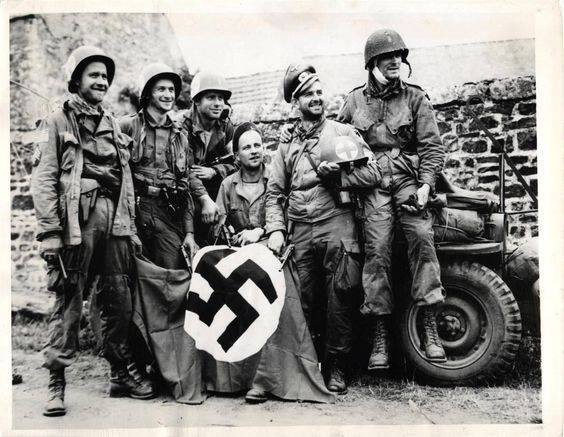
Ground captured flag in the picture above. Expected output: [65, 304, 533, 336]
[185, 244, 286, 362]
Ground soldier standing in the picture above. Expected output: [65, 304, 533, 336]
[265, 64, 381, 394]
[338, 29, 447, 369]
[181, 72, 236, 244]
[31, 46, 154, 417]
[119, 62, 205, 269]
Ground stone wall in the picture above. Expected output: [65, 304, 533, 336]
[232, 75, 538, 247]
[10, 13, 186, 294]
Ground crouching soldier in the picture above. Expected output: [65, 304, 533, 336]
[31, 46, 154, 417]
[338, 29, 447, 369]
[119, 62, 204, 269]
[215, 122, 269, 246]
[265, 64, 381, 394]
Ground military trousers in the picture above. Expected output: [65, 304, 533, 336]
[361, 153, 445, 316]
[291, 212, 360, 358]
[43, 195, 135, 370]
[136, 196, 188, 270]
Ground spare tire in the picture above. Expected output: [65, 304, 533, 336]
[399, 261, 522, 386]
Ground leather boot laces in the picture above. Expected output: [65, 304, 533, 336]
[374, 319, 387, 352]
[424, 308, 441, 345]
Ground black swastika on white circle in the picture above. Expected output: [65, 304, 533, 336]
[186, 248, 278, 352]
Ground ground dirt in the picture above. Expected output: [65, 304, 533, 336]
[10, 315, 542, 430]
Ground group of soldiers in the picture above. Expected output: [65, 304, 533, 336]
[31, 28, 447, 416]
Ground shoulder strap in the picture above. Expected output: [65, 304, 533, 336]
[304, 149, 319, 175]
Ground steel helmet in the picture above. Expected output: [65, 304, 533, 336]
[282, 63, 318, 103]
[320, 135, 368, 166]
[364, 29, 409, 69]
[138, 62, 182, 106]
[190, 72, 232, 101]
[63, 45, 115, 93]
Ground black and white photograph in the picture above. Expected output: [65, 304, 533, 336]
[3, 1, 562, 435]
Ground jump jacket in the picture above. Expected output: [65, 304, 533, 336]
[119, 110, 207, 233]
[338, 80, 444, 191]
[265, 118, 382, 235]
[180, 107, 236, 198]
[31, 101, 137, 246]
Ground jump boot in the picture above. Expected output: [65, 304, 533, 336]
[109, 362, 155, 399]
[325, 354, 348, 395]
[367, 316, 390, 370]
[422, 304, 447, 362]
[43, 369, 66, 417]
[245, 387, 268, 404]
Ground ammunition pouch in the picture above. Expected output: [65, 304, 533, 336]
[332, 239, 363, 293]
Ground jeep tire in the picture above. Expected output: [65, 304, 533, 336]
[399, 261, 522, 386]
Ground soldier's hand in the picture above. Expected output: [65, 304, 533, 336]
[267, 231, 285, 256]
[39, 235, 63, 264]
[416, 184, 431, 208]
[317, 161, 340, 177]
[234, 228, 265, 246]
[279, 124, 294, 143]
[200, 196, 220, 224]
[191, 165, 217, 181]
[401, 184, 431, 214]
[182, 233, 199, 259]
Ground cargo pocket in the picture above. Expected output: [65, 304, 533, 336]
[333, 239, 363, 293]
[385, 109, 414, 147]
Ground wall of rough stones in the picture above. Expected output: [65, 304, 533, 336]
[232, 75, 538, 247]
[10, 13, 186, 294]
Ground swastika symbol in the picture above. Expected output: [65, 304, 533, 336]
[186, 248, 278, 352]
[335, 138, 359, 161]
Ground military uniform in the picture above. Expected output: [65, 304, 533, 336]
[216, 164, 270, 234]
[32, 94, 138, 372]
[181, 107, 236, 200]
[339, 77, 445, 316]
[336, 28, 447, 368]
[266, 116, 381, 359]
[119, 110, 203, 269]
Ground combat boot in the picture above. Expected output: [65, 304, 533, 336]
[245, 387, 268, 404]
[325, 355, 348, 395]
[43, 369, 66, 417]
[422, 305, 447, 362]
[109, 363, 155, 400]
[367, 316, 389, 370]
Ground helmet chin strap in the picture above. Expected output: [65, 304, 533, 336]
[371, 66, 390, 85]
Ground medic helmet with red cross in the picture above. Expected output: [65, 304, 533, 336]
[320, 135, 368, 167]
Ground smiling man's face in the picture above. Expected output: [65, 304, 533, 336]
[195, 91, 225, 121]
[295, 80, 325, 121]
[77, 61, 108, 105]
[374, 50, 403, 81]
